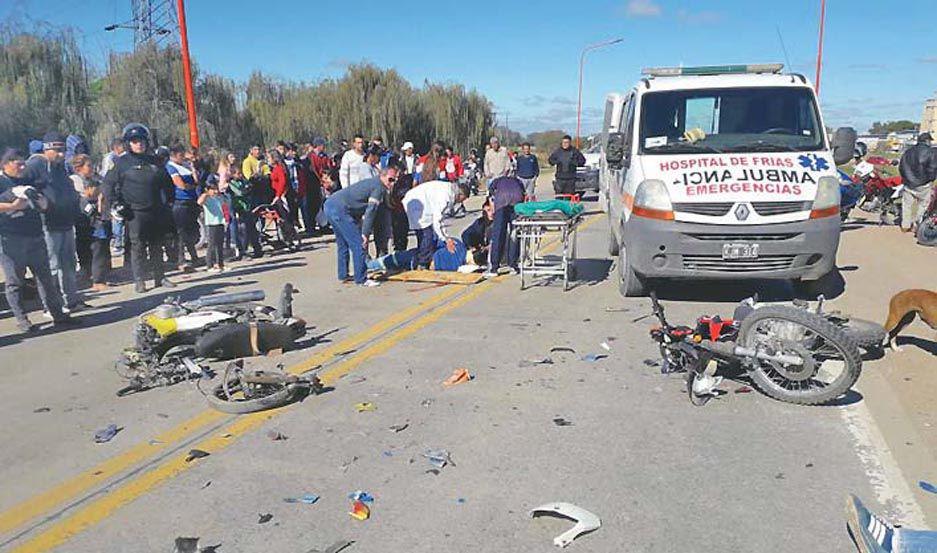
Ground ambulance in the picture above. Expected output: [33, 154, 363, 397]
[602, 64, 856, 296]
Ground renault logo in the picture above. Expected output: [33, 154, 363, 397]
[734, 203, 751, 221]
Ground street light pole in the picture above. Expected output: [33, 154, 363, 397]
[176, 0, 200, 149]
[577, 37, 623, 148]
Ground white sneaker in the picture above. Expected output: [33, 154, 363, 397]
[359, 279, 382, 288]
[42, 306, 70, 319]
[482, 271, 498, 278]
[207, 267, 221, 273]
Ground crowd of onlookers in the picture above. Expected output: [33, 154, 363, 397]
[0, 123, 588, 333]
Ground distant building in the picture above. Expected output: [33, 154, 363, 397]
[923, 95, 937, 135]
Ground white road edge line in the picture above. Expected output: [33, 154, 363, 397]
[840, 400, 926, 527]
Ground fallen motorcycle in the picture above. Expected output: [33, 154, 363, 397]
[647, 292, 862, 406]
[115, 284, 306, 396]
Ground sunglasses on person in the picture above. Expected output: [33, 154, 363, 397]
[387, 177, 398, 183]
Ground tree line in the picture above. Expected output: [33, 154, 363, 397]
[0, 24, 497, 158]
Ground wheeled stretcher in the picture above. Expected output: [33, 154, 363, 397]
[512, 199, 584, 291]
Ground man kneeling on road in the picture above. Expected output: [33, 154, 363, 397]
[324, 166, 399, 287]
[403, 180, 470, 270]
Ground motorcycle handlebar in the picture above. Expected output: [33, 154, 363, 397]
[183, 290, 266, 309]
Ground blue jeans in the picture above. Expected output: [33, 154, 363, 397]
[898, 529, 937, 552]
[490, 206, 518, 271]
[414, 226, 436, 268]
[44, 227, 82, 307]
[367, 249, 416, 272]
[325, 199, 367, 284]
[111, 219, 124, 252]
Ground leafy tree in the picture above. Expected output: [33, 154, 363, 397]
[868, 120, 918, 135]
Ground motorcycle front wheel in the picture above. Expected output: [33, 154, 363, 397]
[739, 306, 862, 405]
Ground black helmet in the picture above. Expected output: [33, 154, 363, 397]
[122, 123, 150, 144]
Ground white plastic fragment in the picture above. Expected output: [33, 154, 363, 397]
[529, 502, 601, 548]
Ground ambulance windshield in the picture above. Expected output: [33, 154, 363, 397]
[639, 87, 824, 155]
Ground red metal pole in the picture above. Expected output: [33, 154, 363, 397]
[176, 0, 199, 149]
[814, 0, 826, 97]
[576, 52, 585, 149]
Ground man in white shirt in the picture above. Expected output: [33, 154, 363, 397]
[483, 136, 511, 186]
[403, 180, 469, 269]
[350, 145, 381, 185]
[339, 134, 366, 188]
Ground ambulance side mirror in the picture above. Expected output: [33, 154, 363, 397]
[832, 127, 857, 166]
[606, 132, 627, 169]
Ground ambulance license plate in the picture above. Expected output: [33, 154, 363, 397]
[722, 243, 759, 260]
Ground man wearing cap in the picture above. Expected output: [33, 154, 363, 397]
[483, 136, 511, 187]
[898, 132, 937, 233]
[400, 142, 418, 176]
[0, 148, 74, 332]
[24, 131, 88, 312]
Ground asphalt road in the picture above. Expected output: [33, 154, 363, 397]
[0, 177, 934, 552]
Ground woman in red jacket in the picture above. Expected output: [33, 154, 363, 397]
[268, 150, 300, 250]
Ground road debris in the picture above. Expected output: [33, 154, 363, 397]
[456, 498, 467, 504]
[425, 469, 441, 476]
[519, 357, 554, 368]
[420, 398, 434, 407]
[340, 456, 359, 472]
[174, 537, 200, 553]
[605, 307, 629, 313]
[550, 346, 577, 355]
[284, 493, 320, 504]
[148, 439, 164, 445]
[388, 423, 409, 433]
[530, 502, 601, 548]
[443, 368, 472, 387]
[33, 407, 51, 413]
[93, 424, 120, 443]
[643, 359, 661, 367]
[600, 342, 611, 352]
[552, 418, 574, 427]
[349, 500, 370, 520]
[422, 449, 454, 468]
[348, 491, 374, 503]
[920, 480, 937, 495]
[348, 375, 367, 384]
[734, 386, 754, 394]
[307, 540, 355, 553]
[580, 353, 608, 363]
[267, 430, 288, 441]
[201, 480, 212, 489]
[185, 449, 210, 462]
[355, 402, 376, 412]
[258, 513, 273, 524]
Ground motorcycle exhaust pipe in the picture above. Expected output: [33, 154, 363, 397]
[734, 346, 804, 366]
[183, 290, 266, 309]
[701, 341, 804, 366]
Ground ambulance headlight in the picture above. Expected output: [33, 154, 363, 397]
[632, 179, 674, 220]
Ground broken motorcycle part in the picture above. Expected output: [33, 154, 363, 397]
[202, 360, 323, 414]
[529, 502, 601, 548]
[185, 449, 210, 462]
[115, 284, 306, 396]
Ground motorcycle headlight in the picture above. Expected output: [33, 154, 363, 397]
[810, 176, 841, 218]
[632, 179, 674, 220]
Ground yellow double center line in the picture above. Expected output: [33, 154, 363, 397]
[4, 213, 598, 552]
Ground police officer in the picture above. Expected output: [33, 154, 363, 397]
[103, 124, 176, 293]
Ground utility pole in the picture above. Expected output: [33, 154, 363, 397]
[176, 0, 199, 149]
[815, 0, 826, 96]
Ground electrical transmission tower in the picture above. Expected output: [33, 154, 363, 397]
[105, 0, 177, 48]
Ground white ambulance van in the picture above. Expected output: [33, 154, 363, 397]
[602, 64, 856, 296]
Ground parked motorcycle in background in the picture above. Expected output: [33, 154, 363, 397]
[853, 158, 903, 226]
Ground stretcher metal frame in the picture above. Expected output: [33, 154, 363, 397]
[512, 211, 582, 291]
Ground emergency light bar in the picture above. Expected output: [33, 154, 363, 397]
[642, 64, 784, 77]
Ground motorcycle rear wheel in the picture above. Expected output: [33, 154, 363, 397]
[739, 306, 861, 405]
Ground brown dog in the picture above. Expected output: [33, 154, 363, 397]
[884, 289, 937, 351]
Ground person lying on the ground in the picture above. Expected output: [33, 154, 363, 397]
[402, 180, 469, 269]
[845, 493, 936, 552]
[461, 197, 494, 266]
[366, 237, 468, 273]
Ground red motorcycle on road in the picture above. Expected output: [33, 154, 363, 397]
[853, 160, 903, 225]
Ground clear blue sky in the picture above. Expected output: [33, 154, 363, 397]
[3, 0, 936, 136]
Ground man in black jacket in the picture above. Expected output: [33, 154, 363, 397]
[0, 149, 72, 332]
[103, 124, 176, 293]
[547, 135, 586, 197]
[898, 133, 937, 233]
[25, 131, 88, 312]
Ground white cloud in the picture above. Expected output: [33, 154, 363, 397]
[626, 0, 662, 17]
[676, 9, 724, 24]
